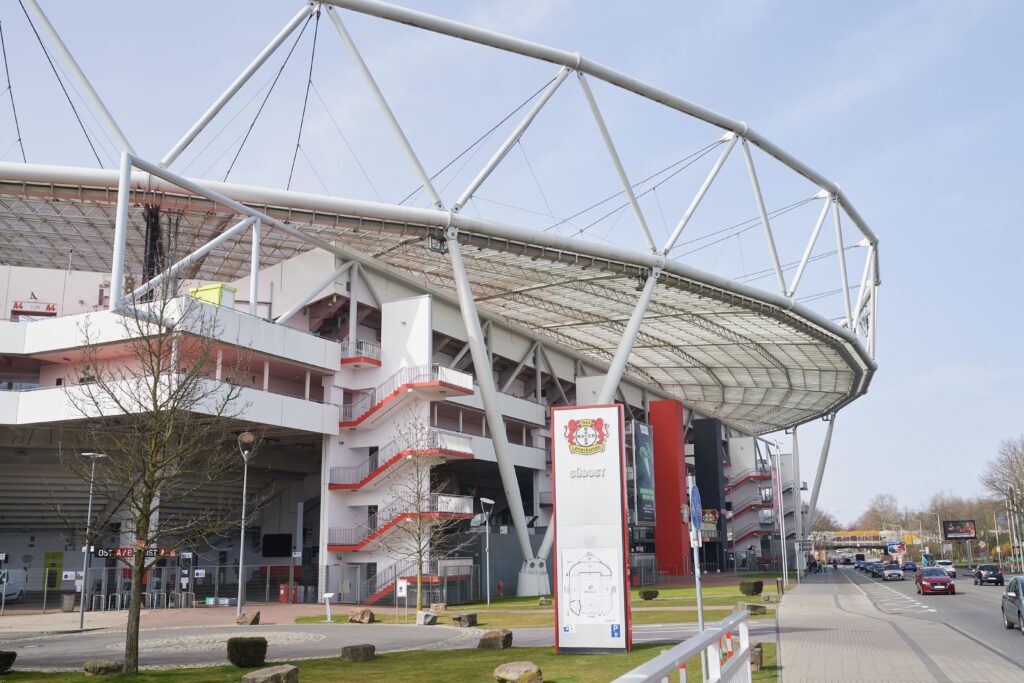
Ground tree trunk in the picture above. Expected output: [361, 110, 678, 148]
[123, 553, 145, 673]
[415, 557, 423, 613]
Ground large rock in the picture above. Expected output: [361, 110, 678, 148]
[83, 659, 122, 676]
[478, 629, 514, 650]
[237, 611, 261, 626]
[340, 644, 376, 662]
[452, 612, 477, 627]
[242, 664, 299, 683]
[416, 610, 437, 625]
[429, 603, 448, 614]
[494, 661, 543, 683]
[537, 597, 551, 607]
[347, 607, 375, 624]
[738, 602, 767, 615]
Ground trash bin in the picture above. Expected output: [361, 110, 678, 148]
[61, 593, 77, 612]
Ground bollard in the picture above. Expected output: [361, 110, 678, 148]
[776, 577, 784, 597]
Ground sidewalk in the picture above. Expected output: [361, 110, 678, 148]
[778, 569, 1020, 682]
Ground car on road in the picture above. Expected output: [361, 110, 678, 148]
[936, 559, 957, 578]
[883, 563, 905, 581]
[855, 560, 866, 571]
[917, 567, 955, 595]
[902, 561, 917, 573]
[869, 562, 886, 578]
[1001, 577, 1024, 630]
[973, 564, 1004, 586]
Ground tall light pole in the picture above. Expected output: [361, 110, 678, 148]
[480, 497, 495, 606]
[79, 452, 106, 630]
[236, 431, 258, 617]
[930, 512, 943, 561]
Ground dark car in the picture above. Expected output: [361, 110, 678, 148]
[855, 560, 866, 571]
[1002, 577, 1024, 630]
[902, 561, 918, 573]
[974, 564, 1004, 586]
[916, 567, 955, 595]
[869, 562, 886, 578]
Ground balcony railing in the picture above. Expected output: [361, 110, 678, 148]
[341, 364, 473, 423]
[342, 339, 381, 362]
[328, 493, 474, 548]
[329, 429, 472, 486]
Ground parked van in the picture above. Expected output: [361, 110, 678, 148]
[0, 568, 27, 601]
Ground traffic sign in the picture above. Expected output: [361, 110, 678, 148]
[690, 485, 702, 531]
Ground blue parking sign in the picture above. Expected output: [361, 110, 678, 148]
[611, 624, 621, 638]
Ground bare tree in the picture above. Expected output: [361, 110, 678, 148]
[57, 270, 256, 673]
[374, 421, 476, 613]
[981, 436, 1024, 510]
[810, 507, 840, 532]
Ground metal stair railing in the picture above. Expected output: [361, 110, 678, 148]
[341, 364, 473, 423]
[330, 430, 472, 486]
[328, 493, 474, 547]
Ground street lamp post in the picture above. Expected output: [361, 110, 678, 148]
[930, 512, 943, 561]
[480, 497, 495, 607]
[79, 452, 106, 630]
[236, 432, 259, 617]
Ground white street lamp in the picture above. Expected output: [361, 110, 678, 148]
[480, 497, 495, 606]
[236, 431, 259, 617]
[79, 452, 106, 630]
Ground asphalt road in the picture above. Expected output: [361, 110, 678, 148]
[0, 619, 777, 671]
[842, 564, 1024, 670]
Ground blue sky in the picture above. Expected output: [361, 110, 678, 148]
[1, 1, 1021, 524]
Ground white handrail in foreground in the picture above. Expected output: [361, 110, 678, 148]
[614, 610, 751, 683]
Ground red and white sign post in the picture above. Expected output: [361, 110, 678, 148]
[551, 404, 631, 653]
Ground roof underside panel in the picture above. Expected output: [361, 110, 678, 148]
[0, 179, 873, 435]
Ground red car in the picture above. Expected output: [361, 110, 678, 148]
[916, 567, 955, 595]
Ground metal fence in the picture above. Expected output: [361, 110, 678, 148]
[320, 561, 480, 607]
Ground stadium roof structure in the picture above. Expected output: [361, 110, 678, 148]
[0, 0, 880, 436]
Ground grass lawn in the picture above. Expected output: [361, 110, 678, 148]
[0, 641, 779, 682]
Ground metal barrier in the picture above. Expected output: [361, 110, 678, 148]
[614, 610, 752, 683]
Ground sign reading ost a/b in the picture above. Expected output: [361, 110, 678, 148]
[551, 404, 631, 653]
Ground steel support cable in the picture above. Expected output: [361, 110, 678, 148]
[0, 20, 25, 162]
[517, 139, 563, 228]
[673, 196, 819, 257]
[17, 0, 101, 167]
[737, 244, 858, 285]
[397, 76, 559, 206]
[181, 77, 276, 176]
[309, 80, 382, 201]
[287, 8, 321, 191]
[544, 138, 723, 233]
[567, 141, 724, 238]
[223, 14, 314, 182]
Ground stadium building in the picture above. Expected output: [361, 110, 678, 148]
[0, 0, 878, 608]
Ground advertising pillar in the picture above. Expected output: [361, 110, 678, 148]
[552, 404, 631, 653]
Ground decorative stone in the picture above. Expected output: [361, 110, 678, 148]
[494, 661, 543, 682]
[751, 643, 764, 671]
[340, 644, 376, 662]
[416, 610, 437, 625]
[242, 664, 299, 683]
[762, 594, 773, 603]
[738, 602, 767, 615]
[429, 602, 448, 614]
[347, 607, 375, 624]
[83, 659, 122, 676]
[537, 597, 551, 607]
[478, 629, 513, 650]
[452, 612, 478, 627]
[237, 611, 261, 626]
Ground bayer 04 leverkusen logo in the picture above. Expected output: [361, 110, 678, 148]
[564, 417, 609, 455]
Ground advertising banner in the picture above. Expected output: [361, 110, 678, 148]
[702, 509, 720, 526]
[942, 520, 977, 540]
[552, 404, 631, 653]
[631, 422, 656, 525]
[887, 542, 906, 555]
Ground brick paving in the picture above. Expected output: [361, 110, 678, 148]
[779, 569, 1021, 682]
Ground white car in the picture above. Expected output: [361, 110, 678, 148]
[0, 568, 27, 602]
[882, 564, 905, 581]
[936, 560, 957, 578]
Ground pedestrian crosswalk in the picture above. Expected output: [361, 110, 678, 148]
[844, 570, 936, 615]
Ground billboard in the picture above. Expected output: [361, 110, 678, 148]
[887, 542, 906, 555]
[942, 520, 977, 540]
[552, 404, 631, 653]
[631, 422, 656, 525]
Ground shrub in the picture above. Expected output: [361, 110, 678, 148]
[82, 659, 122, 675]
[0, 651, 16, 674]
[639, 589, 660, 601]
[227, 637, 267, 667]
[739, 580, 764, 596]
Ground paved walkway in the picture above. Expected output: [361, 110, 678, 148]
[778, 568, 1022, 682]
